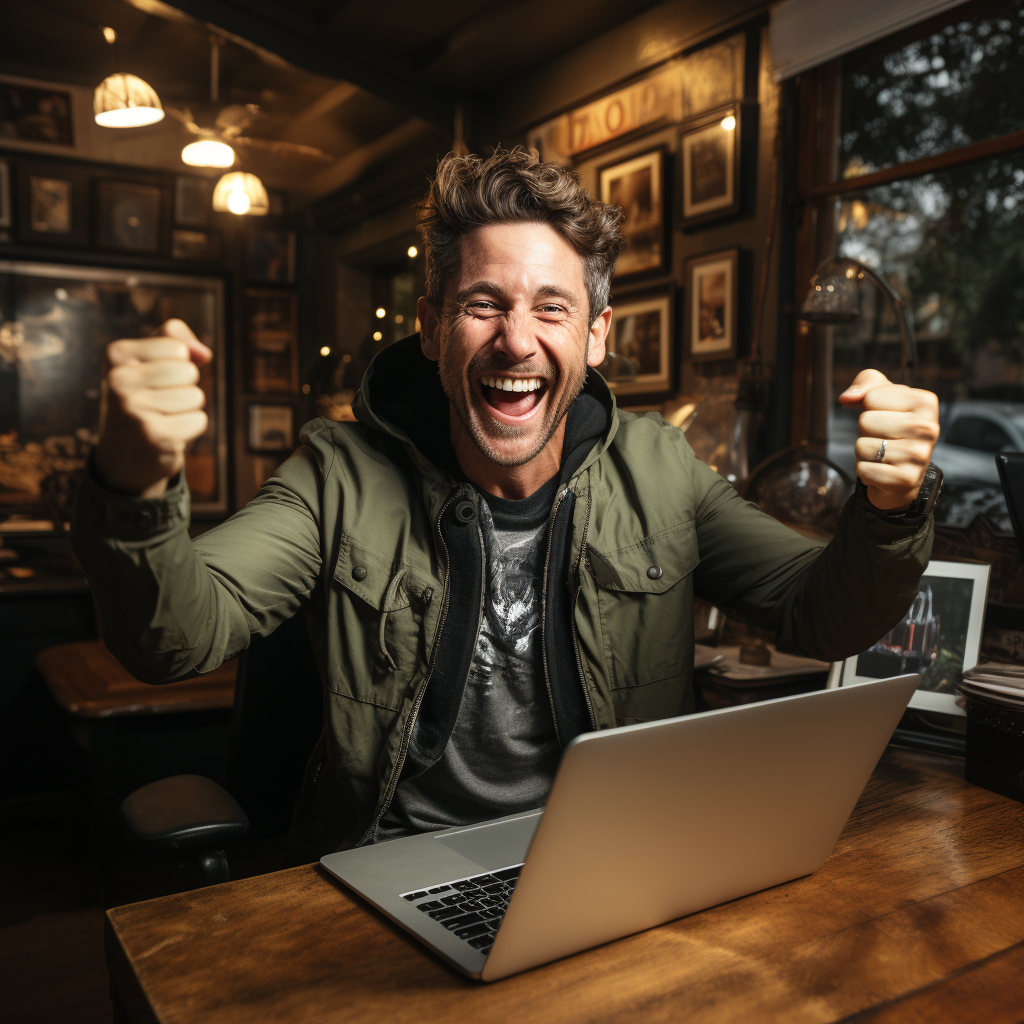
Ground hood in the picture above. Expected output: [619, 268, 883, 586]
[352, 334, 619, 484]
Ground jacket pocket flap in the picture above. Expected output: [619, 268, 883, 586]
[333, 536, 410, 611]
[588, 520, 699, 594]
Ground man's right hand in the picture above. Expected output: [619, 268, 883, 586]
[94, 319, 213, 498]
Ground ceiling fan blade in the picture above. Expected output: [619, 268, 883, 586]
[233, 136, 335, 162]
[165, 106, 202, 134]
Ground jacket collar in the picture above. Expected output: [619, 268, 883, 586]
[352, 333, 619, 484]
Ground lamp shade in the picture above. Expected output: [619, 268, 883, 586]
[799, 257, 863, 324]
[94, 73, 164, 128]
[182, 139, 235, 168]
[212, 172, 269, 216]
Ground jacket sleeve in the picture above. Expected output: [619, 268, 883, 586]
[688, 453, 933, 662]
[70, 445, 324, 683]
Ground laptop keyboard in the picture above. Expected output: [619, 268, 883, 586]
[401, 864, 523, 956]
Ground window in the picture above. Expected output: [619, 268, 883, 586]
[794, 0, 1024, 532]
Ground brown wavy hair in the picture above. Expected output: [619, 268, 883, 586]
[417, 148, 625, 325]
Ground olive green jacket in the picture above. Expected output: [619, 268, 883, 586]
[71, 345, 932, 859]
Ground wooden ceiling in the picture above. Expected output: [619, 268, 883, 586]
[0, 0, 669, 204]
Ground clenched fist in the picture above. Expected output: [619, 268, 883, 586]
[838, 369, 940, 511]
[94, 319, 212, 498]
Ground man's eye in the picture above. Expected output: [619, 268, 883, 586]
[538, 305, 565, 315]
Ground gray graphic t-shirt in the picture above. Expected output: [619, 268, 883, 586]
[377, 490, 560, 840]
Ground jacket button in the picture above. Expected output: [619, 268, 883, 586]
[352, 565, 367, 581]
[454, 500, 475, 523]
[422, 587, 434, 603]
[647, 565, 663, 580]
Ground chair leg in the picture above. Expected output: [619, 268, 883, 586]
[196, 849, 230, 886]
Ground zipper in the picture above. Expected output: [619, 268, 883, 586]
[539, 486, 569, 745]
[570, 481, 597, 730]
[357, 489, 459, 845]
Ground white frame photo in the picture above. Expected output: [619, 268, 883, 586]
[834, 559, 991, 716]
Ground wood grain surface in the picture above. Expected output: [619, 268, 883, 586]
[106, 747, 1024, 1024]
[37, 641, 237, 718]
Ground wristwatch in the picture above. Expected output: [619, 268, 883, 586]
[857, 462, 943, 520]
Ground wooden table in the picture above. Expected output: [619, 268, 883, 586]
[105, 747, 1024, 1024]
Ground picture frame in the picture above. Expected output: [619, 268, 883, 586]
[679, 105, 741, 228]
[96, 179, 163, 253]
[247, 226, 295, 283]
[685, 248, 739, 361]
[16, 162, 89, 246]
[172, 228, 220, 262]
[834, 559, 991, 716]
[600, 288, 674, 396]
[0, 82, 74, 147]
[245, 289, 299, 394]
[248, 403, 295, 453]
[174, 176, 213, 227]
[598, 147, 668, 279]
[0, 159, 11, 229]
[0, 260, 227, 515]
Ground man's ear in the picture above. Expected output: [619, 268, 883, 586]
[586, 306, 613, 368]
[418, 296, 440, 362]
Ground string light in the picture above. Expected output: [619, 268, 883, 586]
[720, 114, 736, 131]
[373, 331, 382, 341]
[320, 346, 331, 356]
[407, 245, 418, 258]
[101, 26, 117, 44]
[375, 308, 386, 319]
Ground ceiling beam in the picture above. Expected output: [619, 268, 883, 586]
[281, 80, 360, 140]
[152, 0, 455, 128]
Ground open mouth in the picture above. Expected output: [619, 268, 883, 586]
[479, 374, 548, 421]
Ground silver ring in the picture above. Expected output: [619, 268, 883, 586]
[874, 440, 887, 463]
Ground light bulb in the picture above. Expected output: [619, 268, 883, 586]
[101, 26, 117, 44]
[227, 188, 250, 215]
[373, 331, 382, 341]
[720, 114, 736, 131]
[320, 346, 331, 356]
[375, 307, 386, 319]
[407, 245, 418, 258]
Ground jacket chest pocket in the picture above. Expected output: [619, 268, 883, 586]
[332, 537, 435, 709]
[587, 519, 698, 715]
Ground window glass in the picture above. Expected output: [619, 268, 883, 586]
[838, 1, 1024, 180]
[826, 154, 1024, 529]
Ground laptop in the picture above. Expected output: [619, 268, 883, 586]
[321, 673, 919, 981]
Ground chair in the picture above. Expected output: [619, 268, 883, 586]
[119, 613, 323, 885]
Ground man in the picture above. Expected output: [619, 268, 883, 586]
[71, 149, 940, 860]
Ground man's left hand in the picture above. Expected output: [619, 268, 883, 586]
[838, 369, 940, 511]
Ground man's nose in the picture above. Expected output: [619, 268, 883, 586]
[493, 309, 536, 363]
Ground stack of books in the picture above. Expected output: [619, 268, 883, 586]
[959, 664, 1024, 711]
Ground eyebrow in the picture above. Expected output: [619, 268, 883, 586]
[453, 280, 581, 308]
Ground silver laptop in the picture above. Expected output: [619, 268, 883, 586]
[321, 673, 919, 981]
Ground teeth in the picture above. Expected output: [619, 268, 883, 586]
[481, 376, 543, 392]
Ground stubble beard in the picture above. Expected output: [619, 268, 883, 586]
[437, 322, 589, 469]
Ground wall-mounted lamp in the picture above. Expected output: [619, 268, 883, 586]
[212, 172, 268, 216]
[94, 73, 164, 127]
[799, 256, 917, 385]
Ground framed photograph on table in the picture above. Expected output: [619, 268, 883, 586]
[833, 560, 991, 716]
[96, 180, 163, 253]
[685, 248, 738, 361]
[600, 288, 673, 396]
[598, 148, 667, 279]
[245, 289, 298, 394]
[680, 106, 740, 228]
[248, 403, 295, 453]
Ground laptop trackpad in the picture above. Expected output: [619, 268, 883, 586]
[434, 812, 542, 869]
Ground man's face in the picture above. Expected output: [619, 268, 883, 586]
[420, 222, 609, 469]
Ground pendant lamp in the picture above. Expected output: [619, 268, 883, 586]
[182, 139, 235, 168]
[94, 73, 164, 127]
[212, 172, 269, 216]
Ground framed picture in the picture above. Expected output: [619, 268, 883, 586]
[248, 403, 295, 453]
[172, 228, 220, 261]
[96, 180, 163, 253]
[685, 248, 739, 361]
[175, 176, 213, 227]
[680, 106, 740, 228]
[600, 289, 673, 396]
[247, 227, 295, 283]
[0, 82, 74, 147]
[245, 289, 298, 394]
[598, 148, 668, 279]
[0, 260, 227, 515]
[16, 162, 89, 245]
[834, 560, 991, 716]
[0, 159, 11, 229]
